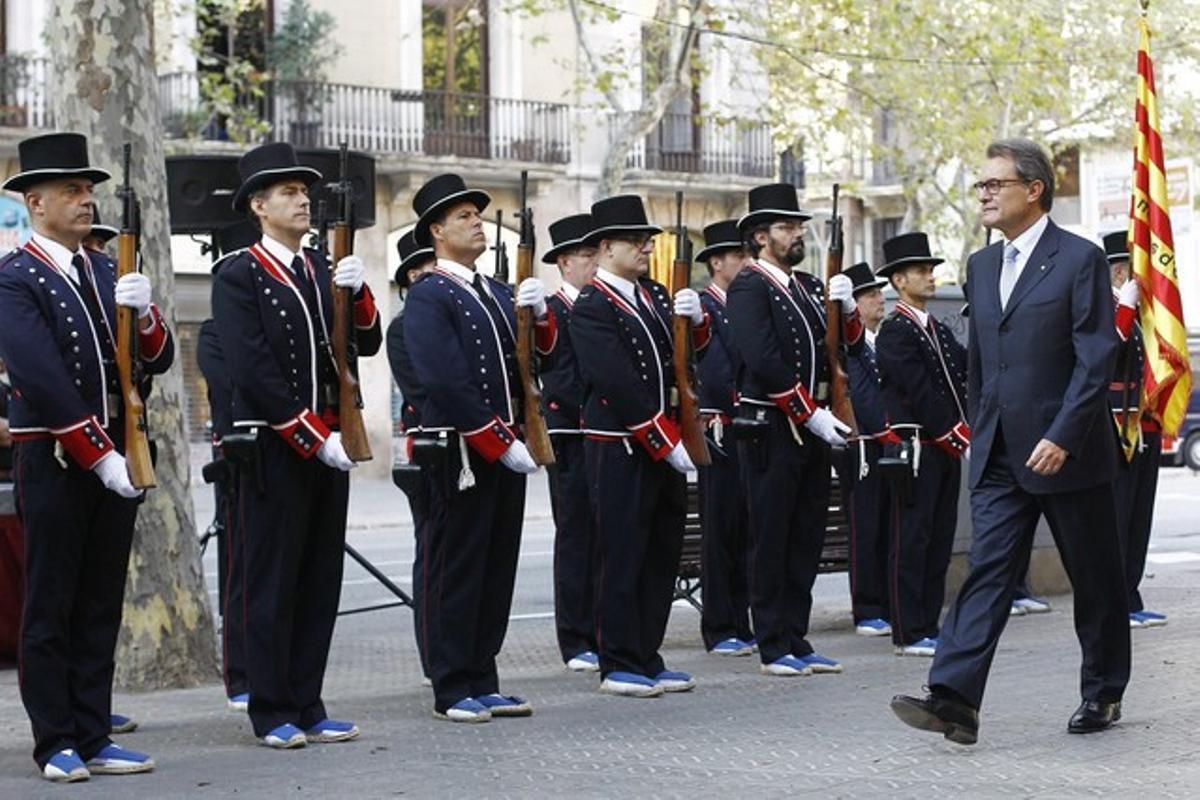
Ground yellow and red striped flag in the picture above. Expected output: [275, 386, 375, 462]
[1127, 15, 1192, 440]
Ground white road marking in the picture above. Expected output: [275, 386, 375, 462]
[1146, 551, 1200, 564]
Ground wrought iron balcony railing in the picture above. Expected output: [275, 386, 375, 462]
[615, 112, 775, 179]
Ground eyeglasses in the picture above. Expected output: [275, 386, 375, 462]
[770, 221, 804, 233]
[610, 234, 653, 248]
[972, 178, 1028, 197]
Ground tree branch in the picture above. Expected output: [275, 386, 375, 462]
[567, 0, 625, 113]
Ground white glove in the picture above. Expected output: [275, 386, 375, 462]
[1118, 279, 1139, 308]
[828, 274, 856, 314]
[317, 432, 357, 472]
[673, 288, 704, 325]
[804, 407, 851, 447]
[499, 440, 538, 474]
[334, 255, 366, 293]
[92, 452, 142, 498]
[665, 442, 696, 474]
[516, 277, 548, 317]
[114, 273, 152, 318]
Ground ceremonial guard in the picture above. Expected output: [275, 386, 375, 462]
[570, 194, 709, 697]
[726, 183, 860, 677]
[0, 133, 173, 780]
[841, 261, 894, 638]
[402, 173, 554, 722]
[197, 220, 260, 714]
[874, 233, 969, 657]
[385, 230, 436, 678]
[211, 142, 381, 748]
[539, 213, 602, 672]
[693, 219, 755, 656]
[1103, 230, 1166, 628]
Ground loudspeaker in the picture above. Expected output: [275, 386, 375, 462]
[296, 148, 376, 229]
[165, 155, 243, 234]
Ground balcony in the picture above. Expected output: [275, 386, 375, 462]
[616, 112, 775, 179]
[0, 55, 51, 129]
[157, 73, 571, 165]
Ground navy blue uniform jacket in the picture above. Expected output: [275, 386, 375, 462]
[211, 241, 382, 459]
[0, 242, 173, 468]
[540, 288, 585, 433]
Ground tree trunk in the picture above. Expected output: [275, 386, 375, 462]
[47, 0, 219, 689]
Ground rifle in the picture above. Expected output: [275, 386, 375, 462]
[823, 183, 858, 435]
[313, 198, 329, 254]
[670, 191, 710, 466]
[514, 170, 555, 465]
[115, 143, 155, 488]
[330, 142, 372, 461]
[493, 210, 509, 284]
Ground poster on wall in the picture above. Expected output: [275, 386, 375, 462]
[0, 196, 32, 251]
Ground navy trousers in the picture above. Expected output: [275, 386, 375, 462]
[698, 436, 752, 649]
[15, 439, 138, 768]
[738, 410, 830, 664]
[889, 447, 959, 646]
[240, 433, 349, 736]
[421, 447, 525, 713]
[848, 442, 891, 623]
[547, 434, 599, 662]
[929, 434, 1131, 709]
[214, 456, 247, 699]
[584, 438, 685, 678]
[1114, 430, 1161, 613]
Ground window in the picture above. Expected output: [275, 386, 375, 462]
[422, 0, 489, 157]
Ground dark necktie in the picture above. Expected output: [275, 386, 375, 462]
[72, 254, 113, 356]
[472, 273, 512, 343]
[291, 254, 318, 308]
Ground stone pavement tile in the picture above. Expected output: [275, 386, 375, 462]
[1, 587, 1197, 798]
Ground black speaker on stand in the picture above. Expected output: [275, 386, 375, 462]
[165, 154, 245, 263]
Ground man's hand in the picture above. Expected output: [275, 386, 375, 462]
[516, 278, 547, 318]
[1118, 279, 1139, 308]
[672, 288, 704, 325]
[114, 273, 152, 319]
[1026, 438, 1068, 476]
[92, 452, 143, 499]
[334, 255, 366, 293]
[499, 440, 539, 474]
[804, 407, 851, 447]
[317, 432, 357, 472]
[828, 273, 856, 314]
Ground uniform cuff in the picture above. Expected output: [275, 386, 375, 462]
[630, 411, 680, 460]
[935, 421, 971, 457]
[1115, 304, 1136, 341]
[463, 416, 517, 462]
[139, 305, 169, 361]
[535, 308, 558, 355]
[690, 312, 712, 351]
[272, 409, 331, 459]
[768, 382, 817, 424]
[842, 309, 864, 346]
[354, 285, 379, 329]
[54, 416, 115, 470]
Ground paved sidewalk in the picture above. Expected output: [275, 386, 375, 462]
[2, 582, 1197, 798]
[2, 467, 1198, 797]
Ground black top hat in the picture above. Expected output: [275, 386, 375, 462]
[876, 232, 944, 278]
[843, 262, 887, 295]
[737, 183, 812, 233]
[3, 132, 111, 193]
[695, 219, 744, 263]
[1102, 230, 1130, 263]
[87, 207, 119, 244]
[231, 142, 322, 212]
[542, 213, 595, 264]
[412, 173, 491, 246]
[581, 195, 662, 247]
[394, 230, 436, 287]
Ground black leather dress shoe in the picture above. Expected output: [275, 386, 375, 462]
[890, 693, 979, 745]
[1068, 700, 1122, 734]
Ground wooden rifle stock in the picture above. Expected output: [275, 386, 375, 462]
[515, 171, 555, 466]
[823, 183, 858, 436]
[116, 144, 155, 488]
[330, 143, 372, 461]
[670, 192, 710, 466]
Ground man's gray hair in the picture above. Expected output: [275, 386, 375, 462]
[986, 138, 1055, 212]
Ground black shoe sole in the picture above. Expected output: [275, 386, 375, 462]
[890, 697, 978, 745]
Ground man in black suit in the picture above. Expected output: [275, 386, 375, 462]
[891, 138, 1130, 744]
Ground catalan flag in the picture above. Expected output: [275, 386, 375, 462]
[1126, 15, 1192, 444]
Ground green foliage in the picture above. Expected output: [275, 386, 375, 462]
[192, 0, 270, 142]
[423, 0, 487, 94]
[740, 0, 1200, 267]
[267, 0, 343, 124]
